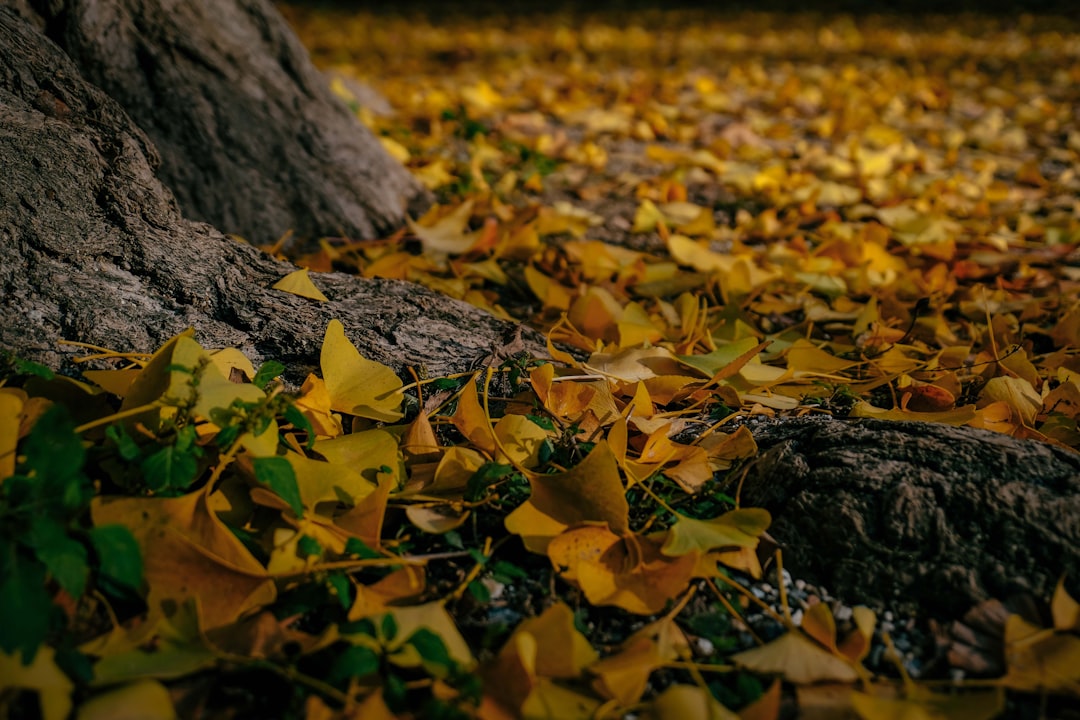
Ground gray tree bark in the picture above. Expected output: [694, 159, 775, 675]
[0, 5, 544, 379]
[21, 0, 428, 245]
[740, 416, 1080, 618]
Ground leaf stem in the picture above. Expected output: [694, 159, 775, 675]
[74, 401, 162, 434]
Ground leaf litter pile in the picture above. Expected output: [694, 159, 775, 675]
[3, 6, 1080, 719]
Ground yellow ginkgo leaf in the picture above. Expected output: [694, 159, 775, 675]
[405, 504, 470, 534]
[283, 446, 377, 509]
[493, 414, 548, 468]
[450, 379, 497, 456]
[76, 680, 176, 720]
[510, 602, 599, 679]
[81, 369, 140, 398]
[92, 493, 275, 631]
[698, 426, 758, 471]
[313, 428, 401, 486]
[505, 440, 629, 552]
[568, 286, 623, 344]
[0, 389, 24, 479]
[732, 631, 859, 684]
[661, 508, 771, 557]
[428, 445, 486, 494]
[271, 268, 329, 302]
[407, 199, 477, 255]
[980, 376, 1042, 427]
[321, 319, 404, 422]
[590, 635, 665, 705]
[850, 686, 1003, 720]
[801, 602, 840, 653]
[1051, 577, 1080, 631]
[590, 615, 689, 706]
[208, 348, 257, 381]
[676, 336, 762, 378]
[548, 526, 699, 615]
[293, 374, 343, 437]
[586, 346, 686, 383]
[383, 603, 475, 668]
[524, 264, 574, 311]
[646, 684, 739, 720]
[633, 198, 667, 233]
[0, 646, 73, 720]
[1001, 613, 1080, 692]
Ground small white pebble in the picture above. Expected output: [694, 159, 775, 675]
[833, 605, 853, 622]
[790, 609, 804, 626]
[884, 611, 895, 622]
[950, 669, 966, 683]
[752, 587, 766, 599]
[760, 583, 773, 595]
[695, 637, 715, 655]
[781, 569, 793, 586]
[795, 579, 806, 591]
[881, 622, 895, 633]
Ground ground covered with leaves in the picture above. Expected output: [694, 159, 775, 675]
[3, 5, 1080, 720]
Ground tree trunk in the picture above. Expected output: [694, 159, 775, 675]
[0, 5, 545, 379]
[22, 0, 428, 244]
[740, 416, 1080, 618]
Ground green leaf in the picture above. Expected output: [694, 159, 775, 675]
[89, 525, 144, 594]
[283, 404, 315, 449]
[467, 580, 490, 603]
[380, 613, 398, 642]
[21, 406, 86, 509]
[26, 520, 88, 599]
[490, 560, 528, 582]
[465, 462, 513, 502]
[327, 645, 381, 685]
[297, 535, 321, 559]
[252, 360, 286, 390]
[141, 444, 199, 493]
[0, 542, 51, 663]
[344, 537, 380, 559]
[105, 425, 141, 462]
[326, 571, 352, 610]
[214, 423, 242, 449]
[252, 456, 304, 518]
[408, 628, 454, 677]
[13, 357, 55, 379]
[527, 414, 555, 431]
[383, 671, 408, 712]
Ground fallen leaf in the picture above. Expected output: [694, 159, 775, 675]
[505, 440, 629, 552]
[0, 646, 73, 720]
[732, 631, 859, 683]
[271, 268, 329, 302]
[321, 319, 404, 422]
[662, 508, 771, 557]
[548, 526, 698, 614]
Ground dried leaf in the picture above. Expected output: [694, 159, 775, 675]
[548, 526, 698, 614]
[271, 268, 329, 302]
[662, 509, 771, 557]
[732, 632, 859, 683]
[321, 320, 404, 422]
[505, 440, 629, 552]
